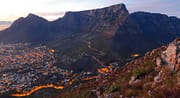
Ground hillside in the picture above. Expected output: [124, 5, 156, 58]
[60, 38, 180, 98]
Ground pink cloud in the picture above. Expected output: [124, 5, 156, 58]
[36, 12, 65, 17]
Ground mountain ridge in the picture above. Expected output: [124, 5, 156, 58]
[0, 3, 179, 73]
[0, 3, 179, 43]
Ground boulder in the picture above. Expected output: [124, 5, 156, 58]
[156, 38, 180, 72]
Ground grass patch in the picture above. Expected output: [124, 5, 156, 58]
[109, 85, 121, 93]
[132, 60, 156, 78]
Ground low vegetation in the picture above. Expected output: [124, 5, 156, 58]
[59, 41, 180, 98]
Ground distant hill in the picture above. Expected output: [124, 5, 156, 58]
[0, 14, 50, 43]
[0, 3, 179, 73]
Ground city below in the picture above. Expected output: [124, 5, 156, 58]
[0, 43, 108, 97]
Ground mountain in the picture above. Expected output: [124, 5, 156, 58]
[0, 14, 51, 43]
[0, 4, 128, 43]
[51, 4, 128, 34]
[113, 12, 180, 56]
[60, 38, 180, 98]
[48, 4, 180, 73]
[0, 3, 179, 73]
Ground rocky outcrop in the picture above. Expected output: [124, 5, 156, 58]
[80, 4, 128, 23]
[156, 38, 180, 72]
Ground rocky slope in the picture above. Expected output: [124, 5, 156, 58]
[60, 38, 180, 98]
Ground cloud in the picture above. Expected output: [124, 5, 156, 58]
[0, 21, 11, 25]
[35, 12, 65, 20]
[0, 21, 11, 31]
[36, 12, 65, 17]
[0, 25, 10, 31]
[126, 0, 180, 17]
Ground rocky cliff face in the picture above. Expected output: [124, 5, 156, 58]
[50, 3, 129, 38]
[157, 38, 180, 72]
[80, 4, 129, 37]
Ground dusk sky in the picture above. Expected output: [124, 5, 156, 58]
[0, 0, 179, 30]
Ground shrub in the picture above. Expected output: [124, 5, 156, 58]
[108, 84, 121, 93]
[124, 88, 139, 97]
[132, 60, 155, 78]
